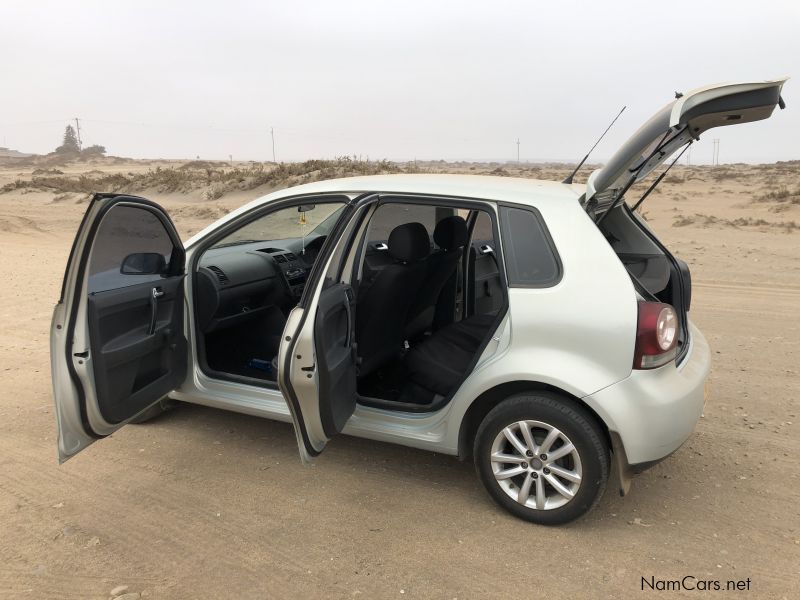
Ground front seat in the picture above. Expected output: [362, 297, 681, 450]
[356, 222, 430, 377]
[405, 215, 468, 340]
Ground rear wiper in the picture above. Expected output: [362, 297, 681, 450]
[212, 239, 262, 249]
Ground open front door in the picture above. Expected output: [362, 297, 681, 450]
[278, 201, 368, 462]
[51, 194, 187, 462]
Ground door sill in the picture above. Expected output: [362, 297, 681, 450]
[357, 393, 448, 414]
[199, 364, 280, 391]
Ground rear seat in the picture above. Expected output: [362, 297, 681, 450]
[405, 313, 498, 396]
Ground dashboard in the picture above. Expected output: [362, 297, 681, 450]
[195, 235, 326, 333]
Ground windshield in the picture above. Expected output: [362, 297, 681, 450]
[211, 203, 346, 248]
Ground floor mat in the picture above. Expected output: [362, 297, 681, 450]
[358, 359, 436, 405]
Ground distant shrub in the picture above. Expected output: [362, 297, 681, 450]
[753, 186, 800, 205]
[673, 212, 798, 232]
[81, 145, 107, 156]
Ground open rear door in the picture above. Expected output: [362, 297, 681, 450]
[51, 194, 187, 462]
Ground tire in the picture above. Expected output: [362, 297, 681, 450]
[129, 399, 175, 424]
[474, 392, 609, 525]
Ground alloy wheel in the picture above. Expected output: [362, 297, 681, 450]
[489, 419, 582, 510]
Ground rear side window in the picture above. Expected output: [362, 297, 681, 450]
[88, 205, 176, 293]
[499, 206, 560, 287]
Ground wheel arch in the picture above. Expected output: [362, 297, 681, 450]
[457, 380, 613, 461]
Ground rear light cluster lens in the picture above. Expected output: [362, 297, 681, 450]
[633, 302, 679, 369]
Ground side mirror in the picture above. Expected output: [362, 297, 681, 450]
[120, 252, 167, 275]
[297, 204, 316, 213]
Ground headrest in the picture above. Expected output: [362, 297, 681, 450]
[388, 222, 430, 262]
[433, 215, 468, 250]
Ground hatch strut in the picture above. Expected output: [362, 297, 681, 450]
[595, 127, 685, 225]
[630, 142, 692, 212]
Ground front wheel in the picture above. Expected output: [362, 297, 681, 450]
[474, 393, 609, 525]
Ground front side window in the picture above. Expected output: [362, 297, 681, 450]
[499, 206, 561, 287]
[212, 203, 345, 249]
[88, 205, 176, 293]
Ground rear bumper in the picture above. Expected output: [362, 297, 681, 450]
[584, 321, 710, 486]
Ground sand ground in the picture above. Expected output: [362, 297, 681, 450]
[0, 158, 798, 599]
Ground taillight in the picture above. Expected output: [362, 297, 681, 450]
[633, 302, 678, 369]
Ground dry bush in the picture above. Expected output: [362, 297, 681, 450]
[752, 186, 800, 205]
[202, 184, 225, 201]
[673, 212, 798, 232]
[711, 168, 744, 181]
[673, 214, 696, 227]
[0, 157, 410, 198]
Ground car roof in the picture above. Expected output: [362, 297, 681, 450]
[268, 173, 583, 205]
[185, 174, 584, 247]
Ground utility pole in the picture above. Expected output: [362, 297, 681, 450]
[712, 138, 720, 166]
[516, 138, 520, 163]
[74, 118, 82, 150]
[270, 127, 276, 163]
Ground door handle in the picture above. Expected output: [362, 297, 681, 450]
[148, 287, 164, 335]
[343, 295, 352, 347]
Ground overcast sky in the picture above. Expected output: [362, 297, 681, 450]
[1, 1, 798, 163]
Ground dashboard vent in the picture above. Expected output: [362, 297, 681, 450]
[207, 265, 229, 284]
[285, 252, 297, 261]
[273, 254, 287, 263]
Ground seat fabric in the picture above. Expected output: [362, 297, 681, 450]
[356, 222, 430, 378]
[405, 312, 497, 396]
[405, 216, 468, 340]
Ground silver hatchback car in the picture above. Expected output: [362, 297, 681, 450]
[51, 78, 786, 524]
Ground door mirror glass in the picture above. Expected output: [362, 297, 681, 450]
[120, 252, 167, 275]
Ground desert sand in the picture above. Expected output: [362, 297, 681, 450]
[0, 156, 798, 598]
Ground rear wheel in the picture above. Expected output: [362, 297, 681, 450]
[474, 393, 609, 525]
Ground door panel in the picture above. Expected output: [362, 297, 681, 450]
[470, 241, 504, 316]
[87, 276, 186, 423]
[51, 194, 186, 462]
[314, 283, 357, 437]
